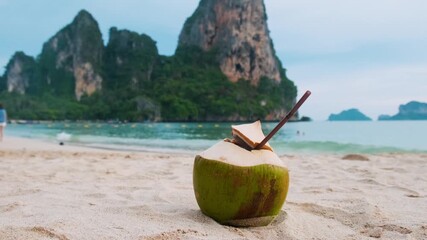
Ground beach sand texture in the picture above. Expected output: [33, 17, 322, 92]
[1, 136, 426, 239]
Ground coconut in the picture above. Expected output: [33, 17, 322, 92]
[193, 121, 289, 227]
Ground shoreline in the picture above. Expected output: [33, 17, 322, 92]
[6, 133, 427, 156]
[5, 130, 427, 158]
[1, 136, 426, 239]
[6, 121, 427, 155]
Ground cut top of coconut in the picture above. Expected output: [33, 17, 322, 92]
[199, 141, 285, 167]
[231, 120, 272, 151]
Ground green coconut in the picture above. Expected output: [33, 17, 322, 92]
[193, 121, 289, 227]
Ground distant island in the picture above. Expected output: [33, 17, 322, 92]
[328, 108, 372, 121]
[378, 101, 427, 120]
[0, 0, 298, 122]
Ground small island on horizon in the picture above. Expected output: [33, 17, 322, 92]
[379, 101, 427, 120]
[328, 108, 372, 121]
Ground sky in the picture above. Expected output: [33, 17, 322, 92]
[0, 0, 426, 120]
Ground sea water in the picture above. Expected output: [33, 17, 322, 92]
[5, 121, 427, 154]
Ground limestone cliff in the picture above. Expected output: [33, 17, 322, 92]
[39, 10, 103, 100]
[4, 51, 36, 94]
[104, 27, 158, 90]
[178, 0, 282, 85]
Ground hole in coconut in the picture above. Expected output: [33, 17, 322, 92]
[231, 135, 254, 151]
[230, 120, 273, 151]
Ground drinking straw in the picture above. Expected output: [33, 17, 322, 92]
[254, 90, 311, 150]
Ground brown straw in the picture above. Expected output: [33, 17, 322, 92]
[254, 90, 311, 150]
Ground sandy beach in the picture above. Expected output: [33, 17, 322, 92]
[0, 136, 426, 239]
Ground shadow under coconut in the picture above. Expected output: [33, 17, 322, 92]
[223, 210, 288, 227]
[269, 210, 287, 226]
[189, 209, 288, 228]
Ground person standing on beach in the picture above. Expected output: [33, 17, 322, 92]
[0, 103, 7, 142]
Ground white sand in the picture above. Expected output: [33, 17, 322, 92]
[0, 136, 426, 239]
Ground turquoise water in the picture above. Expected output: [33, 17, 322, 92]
[5, 121, 427, 154]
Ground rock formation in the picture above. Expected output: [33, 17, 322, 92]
[3, 51, 36, 94]
[178, 0, 282, 85]
[104, 27, 158, 90]
[39, 10, 103, 100]
[0, 5, 298, 122]
[379, 101, 427, 120]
